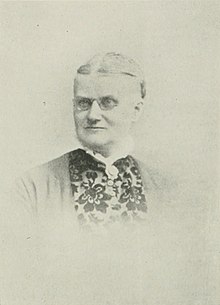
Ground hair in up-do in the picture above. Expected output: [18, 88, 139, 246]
[76, 52, 146, 99]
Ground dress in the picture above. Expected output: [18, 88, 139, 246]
[12, 149, 168, 229]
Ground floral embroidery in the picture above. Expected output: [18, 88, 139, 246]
[77, 182, 112, 213]
[68, 149, 147, 227]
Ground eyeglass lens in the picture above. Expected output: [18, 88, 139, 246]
[75, 97, 118, 111]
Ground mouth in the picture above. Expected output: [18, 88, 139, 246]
[85, 127, 107, 130]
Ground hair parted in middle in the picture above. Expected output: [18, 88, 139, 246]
[76, 52, 146, 99]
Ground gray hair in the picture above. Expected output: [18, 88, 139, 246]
[76, 52, 146, 99]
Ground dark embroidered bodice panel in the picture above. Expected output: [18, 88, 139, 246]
[68, 149, 147, 227]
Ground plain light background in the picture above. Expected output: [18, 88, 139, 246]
[0, 1, 218, 187]
[0, 1, 219, 305]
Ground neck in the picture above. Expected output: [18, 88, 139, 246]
[93, 144, 117, 158]
[81, 136, 134, 159]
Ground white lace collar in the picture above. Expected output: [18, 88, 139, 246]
[75, 136, 134, 178]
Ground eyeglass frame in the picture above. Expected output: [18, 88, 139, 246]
[73, 96, 119, 111]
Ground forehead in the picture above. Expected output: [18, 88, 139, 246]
[74, 74, 140, 98]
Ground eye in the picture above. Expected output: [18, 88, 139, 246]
[75, 98, 91, 110]
[100, 96, 118, 110]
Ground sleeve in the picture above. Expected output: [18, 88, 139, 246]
[9, 175, 38, 237]
[1, 178, 40, 303]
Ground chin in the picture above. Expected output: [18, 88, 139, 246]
[78, 135, 111, 150]
[80, 137, 118, 156]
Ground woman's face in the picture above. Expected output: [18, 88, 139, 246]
[73, 74, 143, 153]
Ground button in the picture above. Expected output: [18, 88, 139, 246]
[107, 179, 114, 186]
[106, 165, 118, 178]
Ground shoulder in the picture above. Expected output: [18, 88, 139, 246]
[20, 152, 70, 182]
[11, 151, 75, 216]
[12, 152, 70, 201]
[135, 158, 177, 195]
[14, 149, 89, 193]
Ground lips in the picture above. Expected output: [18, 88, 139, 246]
[85, 127, 106, 129]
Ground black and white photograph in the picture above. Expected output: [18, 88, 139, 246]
[0, 1, 219, 305]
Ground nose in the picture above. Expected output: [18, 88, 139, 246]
[87, 100, 102, 120]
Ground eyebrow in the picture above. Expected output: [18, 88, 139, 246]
[75, 95, 119, 103]
[101, 95, 119, 103]
[75, 96, 91, 100]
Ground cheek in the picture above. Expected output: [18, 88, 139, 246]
[74, 112, 86, 127]
[105, 115, 133, 134]
[106, 108, 134, 127]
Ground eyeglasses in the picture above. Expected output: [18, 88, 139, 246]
[74, 96, 118, 111]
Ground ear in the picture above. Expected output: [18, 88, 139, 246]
[132, 100, 144, 122]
